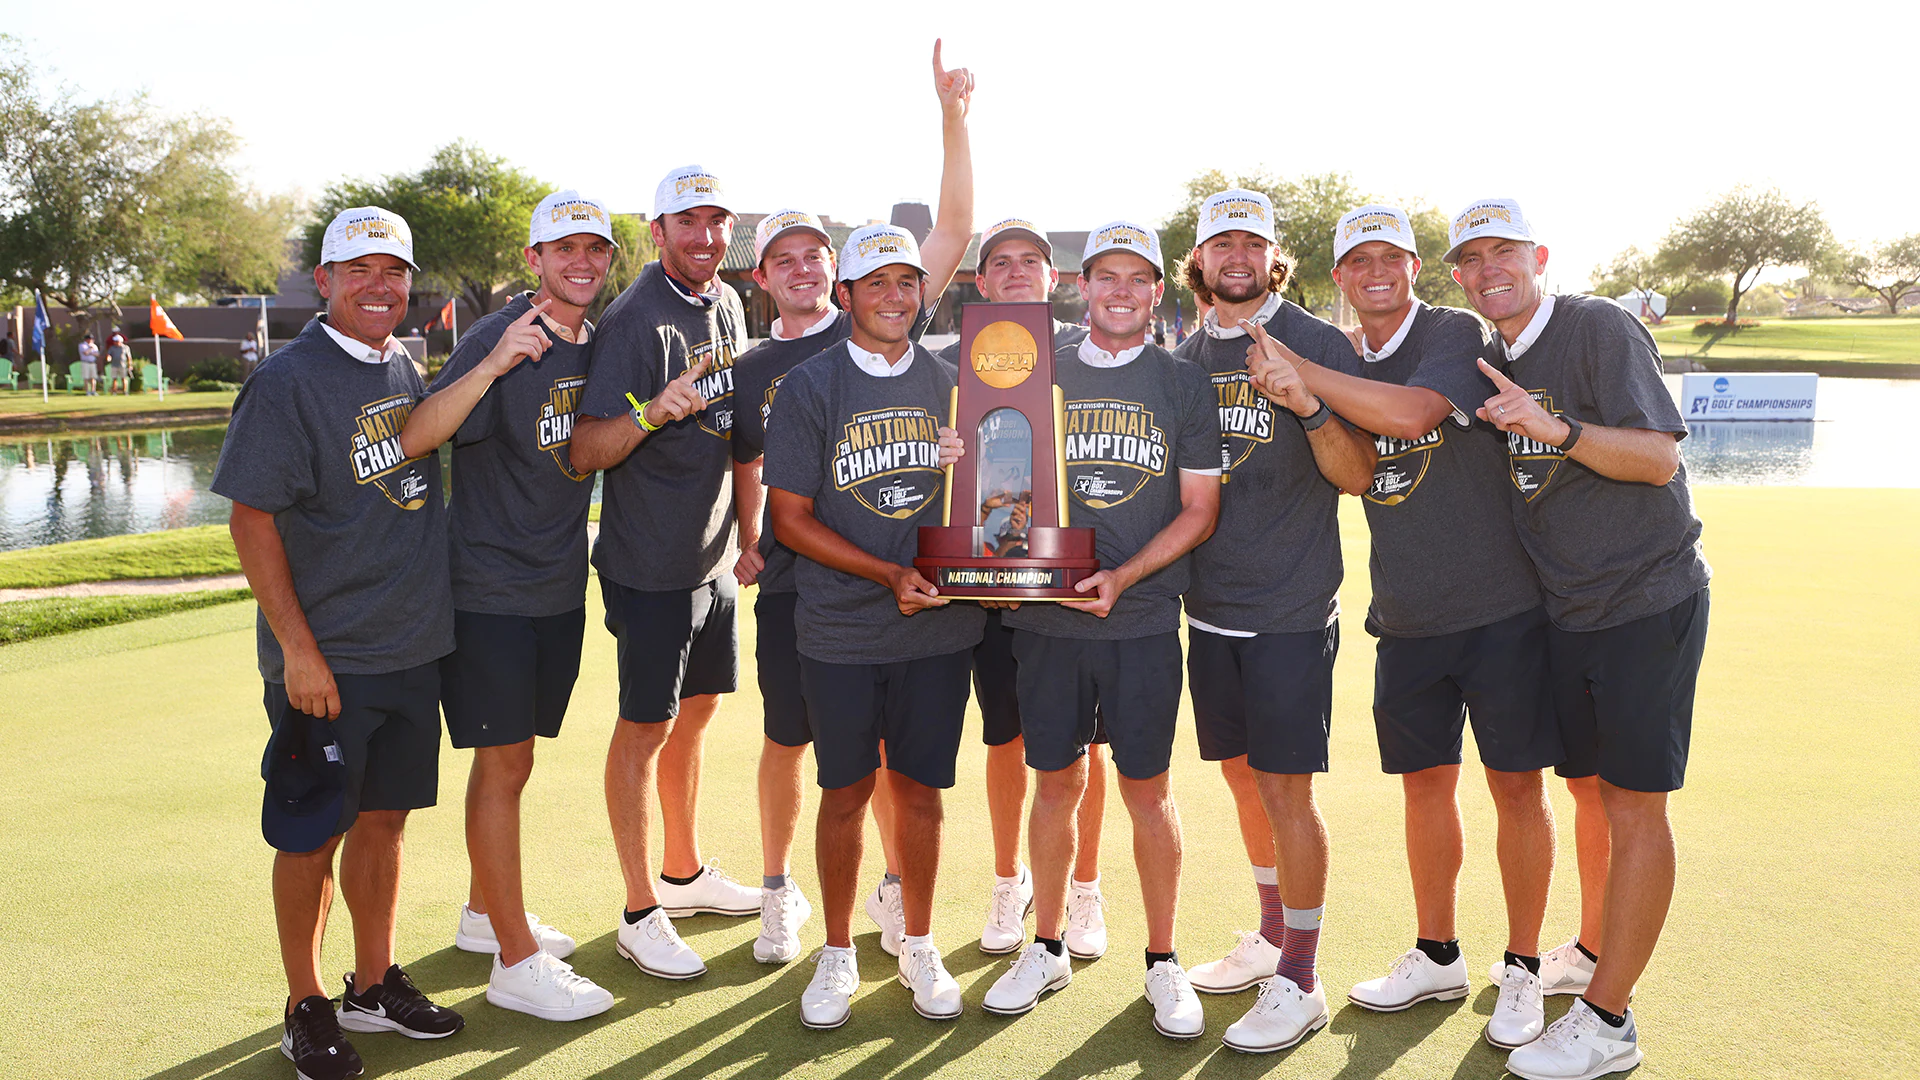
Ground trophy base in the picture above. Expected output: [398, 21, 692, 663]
[915, 525, 1100, 600]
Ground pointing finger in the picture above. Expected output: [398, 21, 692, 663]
[513, 297, 554, 327]
[1479, 357, 1519, 392]
[932, 38, 944, 79]
[678, 355, 711, 385]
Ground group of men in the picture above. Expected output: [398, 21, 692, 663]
[216, 42, 1709, 1080]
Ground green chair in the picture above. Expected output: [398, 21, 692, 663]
[139, 361, 166, 393]
[68, 362, 89, 393]
[26, 360, 49, 390]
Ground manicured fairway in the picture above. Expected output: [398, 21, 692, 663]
[1650, 316, 1920, 374]
[0, 488, 1914, 1080]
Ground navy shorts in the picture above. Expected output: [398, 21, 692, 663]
[1371, 605, 1562, 774]
[1012, 630, 1181, 781]
[798, 649, 973, 790]
[974, 609, 1023, 746]
[261, 661, 441, 836]
[440, 607, 586, 749]
[1552, 588, 1709, 793]
[755, 590, 811, 747]
[600, 576, 739, 724]
[1190, 623, 1338, 775]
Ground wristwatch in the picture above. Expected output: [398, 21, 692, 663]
[1555, 414, 1583, 452]
[1300, 400, 1333, 431]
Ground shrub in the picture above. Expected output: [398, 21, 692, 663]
[1691, 319, 1761, 337]
[186, 356, 245, 384]
[184, 377, 242, 392]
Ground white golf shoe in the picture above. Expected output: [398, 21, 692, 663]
[1144, 960, 1204, 1039]
[865, 878, 904, 957]
[1347, 947, 1469, 1012]
[979, 866, 1034, 954]
[454, 905, 577, 960]
[486, 949, 613, 1021]
[656, 863, 759, 917]
[799, 946, 859, 1030]
[1188, 930, 1282, 994]
[614, 908, 705, 980]
[1487, 961, 1548, 1048]
[1222, 975, 1329, 1053]
[1064, 881, 1108, 959]
[754, 882, 812, 964]
[897, 941, 963, 1020]
[1505, 999, 1643, 1080]
[1491, 936, 1597, 997]
[982, 943, 1072, 1016]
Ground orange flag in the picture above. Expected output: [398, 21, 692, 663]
[150, 298, 184, 340]
[434, 298, 455, 331]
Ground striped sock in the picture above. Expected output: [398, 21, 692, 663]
[1253, 866, 1284, 948]
[1277, 905, 1323, 992]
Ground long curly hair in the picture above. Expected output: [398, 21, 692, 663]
[1181, 243, 1295, 307]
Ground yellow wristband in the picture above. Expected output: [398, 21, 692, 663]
[625, 392, 661, 432]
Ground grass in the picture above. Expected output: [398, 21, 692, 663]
[0, 386, 238, 421]
[0, 587, 251, 645]
[1651, 315, 1920, 373]
[0, 524, 239, 589]
[0, 488, 1914, 1079]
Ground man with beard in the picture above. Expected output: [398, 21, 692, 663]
[396, 191, 619, 1020]
[1170, 188, 1374, 1053]
[978, 222, 1220, 1040]
[934, 217, 1112, 961]
[1448, 198, 1710, 1080]
[730, 42, 977, 965]
[569, 166, 756, 982]
[215, 207, 464, 1080]
[1287, 204, 1560, 1050]
[763, 225, 979, 1028]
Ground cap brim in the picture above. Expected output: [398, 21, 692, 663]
[978, 228, 1053, 268]
[757, 225, 833, 264]
[840, 256, 927, 282]
[655, 200, 734, 219]
[1443, 227, 1530, 264]
[531, 229, 619, 249]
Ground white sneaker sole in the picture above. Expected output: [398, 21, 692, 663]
[755, 938, 803, 964]
[1066, 938, 1107, 960]
[1506, 1047, 1643, 1080]
[335, 1008, 458, 1039]
[485, 985, 614, 1022]
[981, 970, 1071, 1016]
[1221, 1008, 1329, 1053]
[1152, 1013, 1206, 1040]
[979, 897, 1035, 954]
[616, 940, 707, 980]
[1484, 1020, 1545, 1050]
[1346, 982, 1469, 1013]
[662, 903, 757, 918]
[895, 974, 962, 1020]
[1192, 971, 1270, 995]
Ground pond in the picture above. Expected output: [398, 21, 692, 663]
[1, 377, 1915, 552]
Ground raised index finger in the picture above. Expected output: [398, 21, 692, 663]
[678, 355, 711, 385]
[1478, 357, 1519, 391]
[514, 297, 554, 327]
[932, 38, 945, 80]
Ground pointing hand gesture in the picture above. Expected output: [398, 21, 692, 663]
[1242, 320, 1321, 419]
[1476, 358, 1568, 445]
[932, 38, 975, 121]
[479, 298, 553, 378]
[643, 355, 711, 429]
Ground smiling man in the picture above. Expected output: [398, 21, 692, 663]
[214, 206, 463, 1080]
[1287, 205, 1561, 1050]
[763, 224, 981, 1029]
[569, 165, 756, 983]
[1446, 198, 1711, 1080]
[935, 217, 1112, 961]
[1169, 189, 1372, 1055]
[979, 222, 1221, 1040]
[730, 41, 976, 967]
[393, 190, 619, 1021]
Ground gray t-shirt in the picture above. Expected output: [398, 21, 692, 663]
[761, 341, 986, 664]
[934, 317, 1088, 370]
[733, 307, 936, 596]
[1003, 343, 1220, 641]
[429, 291, 595, 617]
[1174, 299, 1354, 634]
[577, 262, 744, 591]
[1355, 304, 1542, 637]
[1495, 294, 1711, 631]
[211, 318, 454, 681]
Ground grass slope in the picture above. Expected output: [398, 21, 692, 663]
[0, 388, 238, 421]
[0, 524, 239, 589]
[0, 587, 251, 645]
[1651, 316, 1920, 368]
[0, 488, 1913, 1079]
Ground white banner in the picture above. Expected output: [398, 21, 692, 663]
[1680, 373, 1818, 421]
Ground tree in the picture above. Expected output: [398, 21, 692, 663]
[1836, 235, 1920, 315]
[1405, 203, 1468, 310]
[0, 37, 295, 324]
[1162, 169, 1369, 311]
[305, 141, 548, 317]
[1661, 186, 1834, 324]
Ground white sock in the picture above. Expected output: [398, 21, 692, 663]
[903, 933, 933, 951]
[1072, 874, 1101, 890]
[1251, 864, 1279, 886]
[996, 863, 1027, 887]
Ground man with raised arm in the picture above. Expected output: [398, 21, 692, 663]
[934, 218, 1112, 961]
[1446, 198, 1710, 1080]
[395, 191, 619, 1021]
[977, 222, 1220, 1040]
[568, 165, 756, 982]
[1287, 204, 1561, 1049]
[763, 224, 979, 1028]
[731, 43, 977, 965]
[214, 207, 463, 1080]
[1167, 189, 1372, 1054]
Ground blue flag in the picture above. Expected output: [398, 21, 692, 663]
[31, 291, 50, 356]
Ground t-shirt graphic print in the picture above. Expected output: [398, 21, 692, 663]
[350, 394, 433, 510]
[1064, 398, 1170, 508]
[832, 405, 945, 518]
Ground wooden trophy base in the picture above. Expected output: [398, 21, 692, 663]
[914, 525, 1100, 600]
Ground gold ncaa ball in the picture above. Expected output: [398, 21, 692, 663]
[971, 321, 1037, 389]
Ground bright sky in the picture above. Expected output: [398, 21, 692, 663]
[7, 0, 1906, 291]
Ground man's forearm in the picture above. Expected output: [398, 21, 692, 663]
[770, 492, 899, 588]
[1562, 421, 1680, 485]
[399, 367, 495, 459]
[1113, 486, 1219, 590]
[230, 505, 319, 661]
[1299, 362, 1454, 442]
[922, 112, 974, 295]
[1306, 417, 1378, 496]
[733, 458, 765, 546]
[569, 412, 645, 472]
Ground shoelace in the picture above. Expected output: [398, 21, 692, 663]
[1251, 977, 1298, 1014]
[1498, 965, 1536, 1011]
[814, 950, 857, 993]
[989, 881, 1025, 928]
[883, 885, 906, 930]
[1224, 930, 1268, 965]
[1006, 947, 1050, 982]
[906, 946, 946, 989]
[533, 954, 595, 992]
[1067, 889, 1103, 929]
[646, 911, 683, 945]
[1540, 1006, 1599, 1051]
[1387, 948, 1427, 981]
[1149, 964, 1195, 1002]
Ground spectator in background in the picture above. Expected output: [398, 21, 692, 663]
[107, 332, 132, 394]
[239, 334, 260, 379]
[1, 329, 16, 384]
[77, 333, 100, 395]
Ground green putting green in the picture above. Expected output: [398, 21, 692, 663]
[0, 487, 1913, 1079]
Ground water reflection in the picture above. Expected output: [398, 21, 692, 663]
[0, 427, 231, 551]
[1682, 422, 1815, 484]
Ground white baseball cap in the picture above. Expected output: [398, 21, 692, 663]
[320, 206, 419, 270]
[977, 217, 1053, 268]
[837, 223, 926, 282]
[1195, 189, 1277, 247]
[1081, 220, 1165, 278]
[1333, 204, 1418, 263]
[529, 190, 618, 247]
[753, 210, 833, 264]
[1444, 197, 1533, 263]
[652, 164, 731, 218]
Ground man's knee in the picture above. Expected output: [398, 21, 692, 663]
[1254, 769, 1316, 813]
[819, 776, 876, 824]
[1116, 771, 1172, 814]
[1597, 781, 1669, 829]
[760, 737, 807, 767]
[613, 717, 672, 754]
[348, 809, 408, 840]
[1402, 764, 1461, 802]
[1033, 761, 1088, 808]
[887, 773, 944, 817]
[474, 740, 536, 790]
[1483, 766, 1546, 809]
